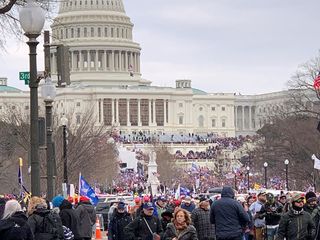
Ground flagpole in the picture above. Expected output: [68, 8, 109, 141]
[78, 172, 81, 203]
[19, 158, 23, 198]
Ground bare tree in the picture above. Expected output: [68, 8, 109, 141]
[252, 115, 320, 190]
[0, 0, 58, 50]
[153, 144, 178, 187]
[53, 107, 118, 189]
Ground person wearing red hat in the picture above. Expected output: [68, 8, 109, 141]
[75, 196, 96, 240]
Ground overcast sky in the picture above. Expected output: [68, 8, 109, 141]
[1, 0, 320, 94]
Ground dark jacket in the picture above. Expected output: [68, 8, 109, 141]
[312, 206, 320, 239]
[210, 186, 249, 239]
[59, 199, 82, 240]
[163, 223, 198, 240]
[276, 208, 315, 240]
[191, 207, 215, 240]
[108, 210, 132, 240]
[124, 212, 163, 240]
[0, 211, 34, 240]
[75, 200, 96, 238]
[28, 208, 64, 240]
[259, 202, 283, 226]
[0, 198, 6, 219]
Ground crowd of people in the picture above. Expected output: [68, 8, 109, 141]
[116, 131, 259, 145]
[0, 194, 96, 240]
[2, 187, 320, 239]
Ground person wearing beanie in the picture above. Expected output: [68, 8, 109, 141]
[52, 195, 65, 209]
[59, 199, 82, 240]
[75, 196, 96, 240]
[304, 191, 318, 214]
[276, 194, 315, 240]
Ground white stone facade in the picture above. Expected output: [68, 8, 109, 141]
[0, 1, 314, 137]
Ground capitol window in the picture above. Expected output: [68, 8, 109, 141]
[91, 27, 94, 37]
[212, 119, 216, 127]
[199, 107, 203, 111]
[222, 106, 226, 111]
[76, 102, 81, 107]
[179, 103, 183, 108]
[179, 116, 183, 125]
[98, 27, 101, 37]
[222, 119, 226, 127]
[77, 28, 80, 38]
[84, 27, 87, 37]
[211, 107, 215, 111]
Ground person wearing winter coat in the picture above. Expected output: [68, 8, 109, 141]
[27, 196, 64, 240]
[52, 196, 82, 240]
[124, 202, 162, 240]
[75, 196, 96, 240]
[210, 186, 250, 240]
[180, 196, 196, 213]
[108, 201, 132, 240]
[276, 193, 315, 240]
[163, 208, 198, 240]
[0, 197, 6, 219]
[0, 199, 34, 240]
[191, 197, 215, 240]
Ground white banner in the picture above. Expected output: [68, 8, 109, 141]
[312, 154, 320, 170]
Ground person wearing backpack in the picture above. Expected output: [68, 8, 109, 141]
[75, 196, 96, 240]
[0, 199, 34, 240]
[28, 196, 64, 240]
[52, 196, 82, 240]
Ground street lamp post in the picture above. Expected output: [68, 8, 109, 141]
[284, 159, 289, 191]
[19, 0, 45, 196]
[246, 166, 250, 191]
[61, 115, 68, 184]
[41, 77, 56, 200]
[264, 162, 268, 189]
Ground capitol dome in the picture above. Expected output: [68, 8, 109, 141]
[50, 0, 145, 86]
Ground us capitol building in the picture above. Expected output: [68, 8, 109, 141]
[0, 0, 296, 137]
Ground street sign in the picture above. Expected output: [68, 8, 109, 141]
[24, 80, 29, 85]
[19, 72, 30, 81]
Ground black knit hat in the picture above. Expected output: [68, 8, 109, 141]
[305, 191, 317, 203]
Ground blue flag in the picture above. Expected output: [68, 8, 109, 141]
[79, 175, 99, 206]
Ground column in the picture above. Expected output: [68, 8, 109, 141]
[103, 50, 107, 71]
[135, 53, 138, 72]
[148, 99, 152, 126]
[95, 50, 99, 71]
[137, 53, 140, 73]
[242, 106, 245, 130]
[115, 98, 119, 123]
[79, 51, 83, 71]
[87, 50, 90, 70]
[249, 106, 252, 130]
[138, 99, 141, 126]
[127, 99, 131, 126]
[111, 98, 115, 124]
[130, 52, 133, 67]
[52, 52, 56, 73]
[70, 51, 74, 72]
[153, 100, 156, 125]
[163, 99, 167, 126]
[125, 51, 128, 71]
[234, 106, 237, 129]
[111, 50, 115, 71]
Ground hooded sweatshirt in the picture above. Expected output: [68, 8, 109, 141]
[210, 186, 250, 239]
